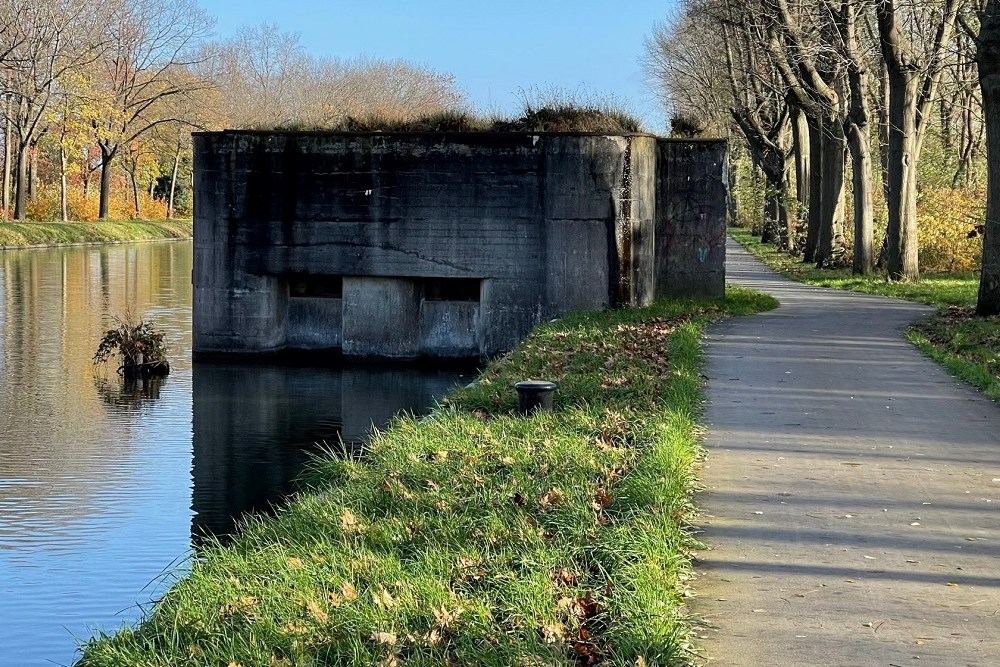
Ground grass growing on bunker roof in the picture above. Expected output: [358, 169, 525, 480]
[272, 89, 645, 134]
[77, 287, 776, 667]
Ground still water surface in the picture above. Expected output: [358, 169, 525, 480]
[0, 241, 468, 667]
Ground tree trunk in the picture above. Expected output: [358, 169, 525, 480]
[82, 154, 91, 200]
[847, 119, 875, 275]
[761, 159, 787, 247]
[878, 60, 891, 205]
[27, 143, 37, 203]
[764, 182, 781, 246]
[98, 144, 116, 220]
[878, 0, 959, 281]
[13, 142, 27, 221]
[2, 103, 10, 219]
[167, 146, 180, 219]
[816, 115, 846, 268]
[953, 99, 977, 188]
[782, 146, 796, 250]
[976, 0, 1000, 314]
[804, 114, 823, 263]
[131, 169, 141, 219]
[791, 105, 810, 209]
[60, 144, 68, 222]
[836, 3, 875, 275]
[884, 69, 921, 281]
[750, 161, 763, 236]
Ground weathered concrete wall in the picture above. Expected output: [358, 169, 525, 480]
[193, 132, 727, 359]
[655, 140, 728, 299]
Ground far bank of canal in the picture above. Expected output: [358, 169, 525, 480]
[0, 240, 471, 667]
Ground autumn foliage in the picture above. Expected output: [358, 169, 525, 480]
[915, 187, 985, 272]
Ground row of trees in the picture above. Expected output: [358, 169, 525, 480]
[645, 0, 1000, 314]
[0, 1, 462, 223]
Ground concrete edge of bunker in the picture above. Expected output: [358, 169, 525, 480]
[193, 131, 728, 360]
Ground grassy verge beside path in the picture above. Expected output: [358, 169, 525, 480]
[0, 219, 192, 247]
[730, 226, 1000, 403]
[78, 287, 776, 667]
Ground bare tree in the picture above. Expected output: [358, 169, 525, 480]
[763, 0, 848, 267]
[876, 0, 962, 280]
[204, 23, 310, 129]
[203, 24, 464, 130]
[643, 7, 733, 137]
[825, 0, 877, 274]
[720, 1, 797, 248]
[315, 57, 463, 125]
[976, 0, 1000, 313]
[91, 0, 212, 219]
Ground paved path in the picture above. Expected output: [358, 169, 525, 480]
[692, 240, 1000, 667]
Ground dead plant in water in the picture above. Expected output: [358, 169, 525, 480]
[93, 311, 170, 378]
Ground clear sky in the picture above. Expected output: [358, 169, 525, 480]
[196, 0, 677, 131]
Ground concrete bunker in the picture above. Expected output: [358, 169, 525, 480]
[192, 131, 727, 359]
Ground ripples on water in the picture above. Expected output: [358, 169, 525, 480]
[0, 241, 468, 667]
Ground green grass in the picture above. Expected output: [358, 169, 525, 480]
[77, 287, 776, 667]
[907, 309, 1000, 403]
[730, 226, 1000, 402]
[0, 219, 192, 247]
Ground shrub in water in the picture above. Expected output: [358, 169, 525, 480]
[93, 313, 170, 378]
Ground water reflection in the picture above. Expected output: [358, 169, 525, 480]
[95, 374, 166, 408]
[0, 241, 469, 667]
[0, 242, 193, 551]
[191, 361, 465, 540]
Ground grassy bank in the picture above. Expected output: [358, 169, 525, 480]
[0, 219, 192, 247]
[730, 227, 1000, 402]
[78, 287, 776, 667]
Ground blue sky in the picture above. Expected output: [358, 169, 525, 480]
[196, 0, 678, 131]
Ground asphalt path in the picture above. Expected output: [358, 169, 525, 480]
[691, 239, 1000, 667]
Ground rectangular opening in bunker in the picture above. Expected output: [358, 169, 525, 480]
[289, 275, 343, 299]
[420, 278, 481, 303]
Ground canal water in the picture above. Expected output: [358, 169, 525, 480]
[0, 241, 470, 667]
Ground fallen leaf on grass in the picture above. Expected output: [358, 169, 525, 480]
[374, 587, 398, 609]
[341, 581, 358, 601]
[541, 621, 565, 643]
[341, 509, 361, 533]
[539, 488, 564, 506]
[371, 631, 398, 646]
[433, 605, 462, 628]
[551, 567, 577, 585]
[302, 598, 327, 623]
[424, 627, 443, 646]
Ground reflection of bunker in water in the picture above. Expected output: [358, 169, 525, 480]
[192, 131, 728, 359]
[190, 362, 466, 540]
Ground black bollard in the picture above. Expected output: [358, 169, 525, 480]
[514, 380, 557, 415]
